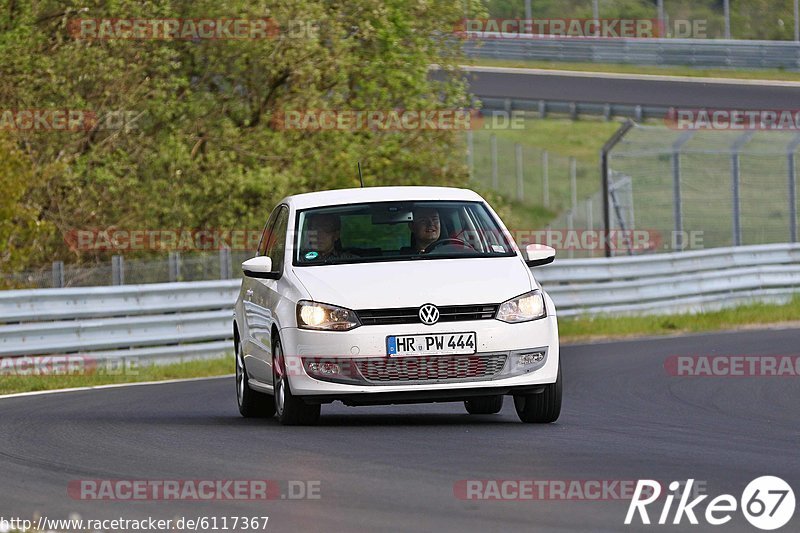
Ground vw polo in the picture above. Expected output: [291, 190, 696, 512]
[233, 186, 561, 425]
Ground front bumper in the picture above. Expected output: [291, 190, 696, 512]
[278, 316, 559, 398]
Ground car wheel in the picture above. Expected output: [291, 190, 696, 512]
[464, 395, 504, 415]
[513, 366, 562, 423]
[273, 338, 320, 426]
[236, 339, 275, 418]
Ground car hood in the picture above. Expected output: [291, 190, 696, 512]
[291, 256, 533, 309]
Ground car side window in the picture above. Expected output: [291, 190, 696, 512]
[257, 207, 281, 257]
[265, 206, 289, 273]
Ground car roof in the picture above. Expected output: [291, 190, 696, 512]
[281, 186, 485, 210]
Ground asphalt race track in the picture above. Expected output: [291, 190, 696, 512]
[453, 66, 800, 109]
[1, 327, 798, 532]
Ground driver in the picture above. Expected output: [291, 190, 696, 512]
[408, 207, 441, 253]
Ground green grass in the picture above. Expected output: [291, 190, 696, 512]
[468, 117, 622, 232]
[0, 354, 234, 395]
[468, 58, 800, 82]
[559, 296, 800, 344]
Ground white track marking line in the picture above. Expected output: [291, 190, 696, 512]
[0, 374, 234, 401]
[458, 65, 800, 88]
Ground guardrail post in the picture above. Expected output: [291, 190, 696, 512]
[671, 131, 695, 251]
[515, 143, 524, 201]
[542, 150, 550, 208]
[724, 0, 731, 39]
[52, 261, 64, 288]
[634, 105, 643, 122]
[603, 103, 612, 121]
[787, 134, 800, 243]
[567, 210, 575, 259]
[112, 255, 125, 285]
[600, 120, 635, 257]
[569, 103, 578, 120]
[795, 0, 799, 42]
[466, 130, 474, 181]
[169, 251, 182, 282]
[220, 248, 232, 279]
[538, 100, 546, 119]
[730, 132, 753, 247]
[791, 153, 798, 243]
[570, 157, 578, 214]
[490, 134, 498, 190]
[731, 153, 741, 246]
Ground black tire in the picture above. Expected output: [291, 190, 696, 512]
[273, 338, 320, 426]
[464, 395, 504, 415]
[236, 338, 275, 418]
[513, 366, 562, 423]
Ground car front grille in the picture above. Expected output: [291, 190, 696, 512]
[354, 354, 507, 384]
[356, 304, 499, 326]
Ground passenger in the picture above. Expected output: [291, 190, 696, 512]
[302, 213, 356, 262]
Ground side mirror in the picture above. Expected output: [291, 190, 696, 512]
[242, 256, 279, 279]
[524, 244, 555, 267]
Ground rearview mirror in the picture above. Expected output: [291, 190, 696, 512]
[524, 244, 555, 267]
[242, 256, 279, 279]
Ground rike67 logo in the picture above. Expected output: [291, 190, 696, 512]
[626, 477, 795, 530]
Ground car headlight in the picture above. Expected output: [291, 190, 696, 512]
[495, 290, 546, 323]
[296, 300, 361, 331]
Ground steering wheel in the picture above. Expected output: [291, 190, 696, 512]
[422, 238, 475, 253]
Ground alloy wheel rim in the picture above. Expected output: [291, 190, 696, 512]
[275, 344, 285, 415]
[236, 346, 244, 406]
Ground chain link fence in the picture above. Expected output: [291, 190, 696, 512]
[1, 250, 256, 290]
[467, 123, 800, 258]
[467, 128, 606, 258]
[466, 130, 594, 215]
[604, 125, 800, 256]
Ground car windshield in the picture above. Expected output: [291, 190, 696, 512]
[294, 200, 516, 265]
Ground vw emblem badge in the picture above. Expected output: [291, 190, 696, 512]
[419, 304, 440, 325]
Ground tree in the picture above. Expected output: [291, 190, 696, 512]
[0, 0, 485, 271]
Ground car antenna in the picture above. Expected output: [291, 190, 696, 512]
[357, 161, 364, 187]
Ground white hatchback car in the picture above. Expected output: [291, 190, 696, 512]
[233, 186, 560, 425]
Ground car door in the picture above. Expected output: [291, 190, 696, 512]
[246, 204, 289, 384]
[241, 206, 281, 384]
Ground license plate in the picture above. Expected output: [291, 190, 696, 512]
[386, 332, 477, 356]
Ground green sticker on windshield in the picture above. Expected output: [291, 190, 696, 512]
[305, 251, 319, 260]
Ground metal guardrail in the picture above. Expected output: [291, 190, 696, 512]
[0, 280, 240, 364]
[0, 279, 241, 323]
[0, 244, 797, 363]
[464, 35, 800, 70]
[477, 96, 670, 120]
[537, 243, 800, 316]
